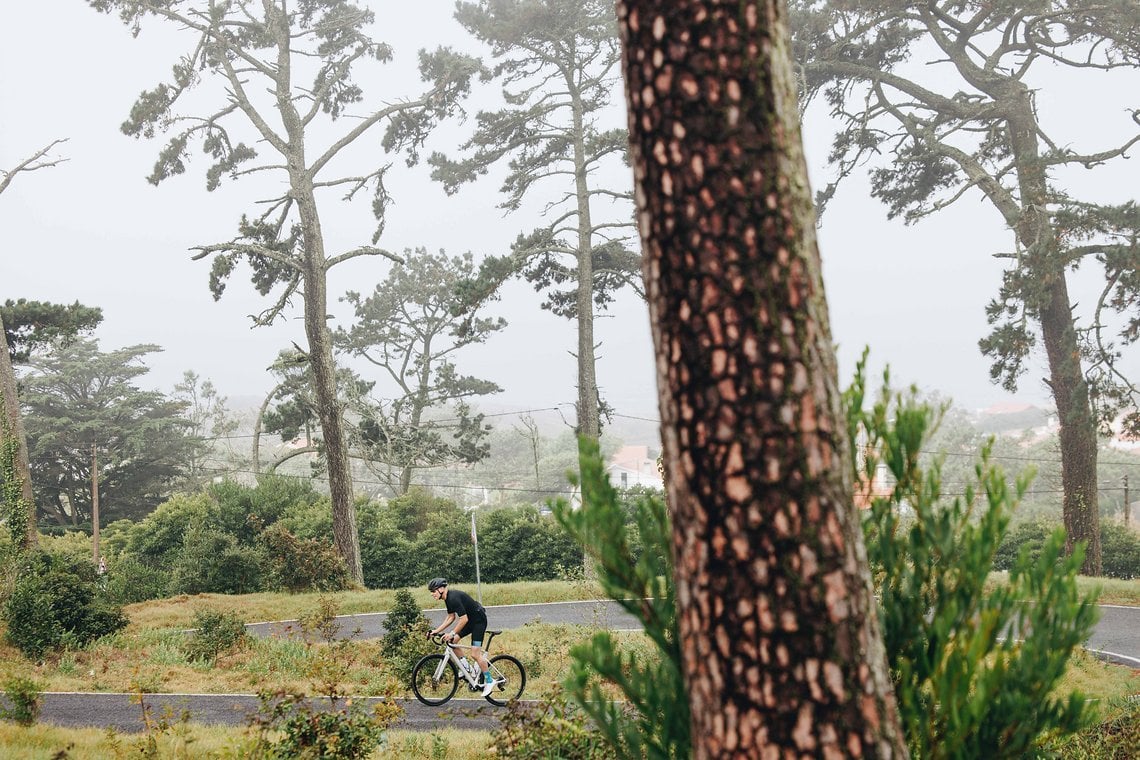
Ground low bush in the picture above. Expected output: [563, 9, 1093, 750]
[169, 523, 264, 595]
[2, 550, 127, 659]
[1048, 700, 1140, 758]
[491, 686, 616, 760]
[260, 523, 352, 594]
[0, 676, 41, 726]
[185, 608, 248, 664]
[1101, 522, 1140, 580]
[101, 554, 171, 605]
[995, 520, 1140, 579]
[246, 690, 401, 760]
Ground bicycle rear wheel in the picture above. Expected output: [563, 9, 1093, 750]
[484, 654, 526, 705]
[411, 654, 459, 706]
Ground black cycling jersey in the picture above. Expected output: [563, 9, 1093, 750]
[445, 588, 487, 623]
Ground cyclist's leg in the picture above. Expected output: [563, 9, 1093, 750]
[467, 620, 490, 675]
[453, 622, 479, 669]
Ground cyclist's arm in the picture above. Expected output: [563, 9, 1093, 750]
[429, 612, 456, 637]
[444, 614, 468, 641]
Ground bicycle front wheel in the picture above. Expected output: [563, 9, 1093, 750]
[411, 654, 459, 706]
[485, 654, 526, 705]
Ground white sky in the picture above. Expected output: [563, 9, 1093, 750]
[2, 2, 1137, 428]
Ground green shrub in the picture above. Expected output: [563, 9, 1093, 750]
[259, 523, 352, 593]
[847, 364, 1097, 758]
[210, 475, 321, 544]
[2, 550, 127, 659]
[101, 554, 171, 605]
[491, 686, 616, 759]
[380, 589, 427, 658]
[994, 520, 1053, 572]
[185, 608, 248, 664]
[0, 676, 41, 726]
[246, 691, 400, 759]
[1101, 522, 1140, 580]
[550, 362, 1101, 760]
[124, 492, 216, 564]
[479, 506, 582, 583]
[995, 521, 1140, 580]
[378, 588, 437, 684]
[359, 510, 418, 589]
[169, 523, 264, 595]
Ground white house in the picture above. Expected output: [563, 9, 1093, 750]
[607, 445, 664, 490]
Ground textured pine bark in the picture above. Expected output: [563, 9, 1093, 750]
[1006, 89, 1101, 575]
[617, 1, 907, 756]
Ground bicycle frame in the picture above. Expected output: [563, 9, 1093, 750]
[435, 640, 484, 688]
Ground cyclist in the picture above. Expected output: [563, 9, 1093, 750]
[426, 577, 494, 696]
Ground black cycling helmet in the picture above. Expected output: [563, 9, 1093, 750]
[427, 577, 447, 592]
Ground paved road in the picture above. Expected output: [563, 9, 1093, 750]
[29, 599, 1140, 733]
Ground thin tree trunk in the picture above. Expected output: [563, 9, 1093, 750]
[1006, 85, 1101, 575]
[572, 93, 601, 441]
[0, 313, 37, 547]
[618, 1, 907, 756]
[271, 5, 362, 585]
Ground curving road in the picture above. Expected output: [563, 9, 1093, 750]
[28, 599, 1140, 733]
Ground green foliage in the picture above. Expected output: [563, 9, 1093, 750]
[211, 475, 322, 543]
[0, 402, 30, 546]
[245, 691, 399, 760]
[846, 364, 1098, 759]
[21, 338, 195, 524]
[479, 505, 582, 583]
[123, 492, 216, 564]
[2, 549, 127, 659]
[185, 608, 248, 664]
[259, 523, 352, 594]
[338, 248, 504, 494]
[359, 506, 418, 589]
[101, 554, 171, 606]
[169, 524, 264, 595]
[995, 521, 1140, 580]
[1099, 523, 1140, 580]
[491, 686, 617, 760]
[380, 589, 427, 658]
[553, 437, 688, 760]
[1, 298, 102, 364]
[0, 676, 41, 726]
[378, 588, 436, 684]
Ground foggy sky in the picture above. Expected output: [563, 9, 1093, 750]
[2, 2, 1136, 429]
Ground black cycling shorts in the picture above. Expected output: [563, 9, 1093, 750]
[455, 618, 487, 647]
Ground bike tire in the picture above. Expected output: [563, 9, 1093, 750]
[484, 654, 526, 705]
[411, 654, 459, 706]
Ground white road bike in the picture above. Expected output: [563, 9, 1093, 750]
[411, 631, 526, 706]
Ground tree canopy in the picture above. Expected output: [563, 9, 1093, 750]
[789, 0, 1140, 574]
[22, 338, 194, 525]
[88, 0, 482, 583]
[431, 0, 641, 439]
[339, 248, 504, 495]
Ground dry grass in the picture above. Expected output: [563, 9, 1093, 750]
[0, 722, 493, 759]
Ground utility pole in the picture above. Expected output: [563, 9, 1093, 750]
[1125, 474, 1130, 528]
[91, 442, 100, 567]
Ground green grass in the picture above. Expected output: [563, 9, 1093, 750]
[985, 571, 1140, 607]
[123, 579, 605, 631]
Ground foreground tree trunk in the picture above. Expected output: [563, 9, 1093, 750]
[0, 314, 37, 547]
[618, 1, 907, 756]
